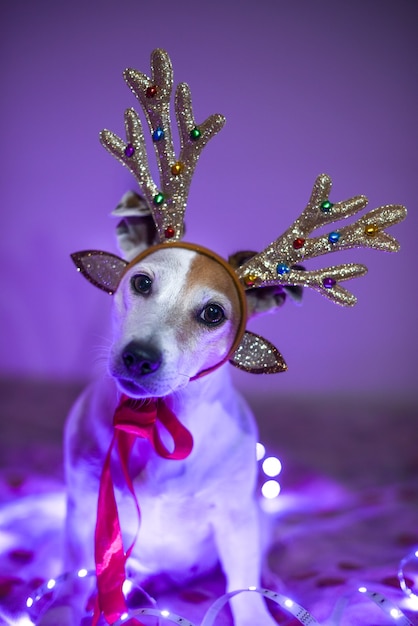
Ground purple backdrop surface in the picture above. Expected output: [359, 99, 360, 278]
[0, 0, 416, 397]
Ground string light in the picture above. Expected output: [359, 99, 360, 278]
[261, 480, 281, 499]
[356, 587, 414, 625]
[262, 456, 282, 477]
[398, 547, 418, 601]
[122, 579, 133, 594]
[24, 570, 416, 626]
[20, 497, 417, 626]
[257, 443, 283, 501]
[405, 595, 418, 612]
[256, 442, 266, 461]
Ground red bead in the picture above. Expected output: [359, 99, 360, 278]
[146, 85, 158, 98]
[293, 237, 306, 250]
[164, 226, 175, 239]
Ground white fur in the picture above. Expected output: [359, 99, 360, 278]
[41, 247, 278, 625]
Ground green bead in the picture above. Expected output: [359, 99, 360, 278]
[190, 127, 201, 141]
[320, 200, 334, 213]
[153, 193, 164, 206]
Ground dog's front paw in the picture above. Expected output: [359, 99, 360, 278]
[231, 593, 279, 626]
[235, 613, 278, 626]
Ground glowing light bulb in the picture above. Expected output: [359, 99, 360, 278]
[161, 609, 170, 617]
[406, 595, 418, 611]
[120, 612, 129, 620]
[26, 597, 34, 608]
[122, 579, 133, 595]
[284, 598, 294, 608]
[77, 568, 88, 578]
[261, 480, 281, 499]
[358, 586, 367, 593]
[415, 550, 418, 558]
[262, 456, 282, 477]
[390, 607, 402, 619]
[46, 579, 56, 590]
[256, 442, 266, 461]
[248, 586, 257, 591]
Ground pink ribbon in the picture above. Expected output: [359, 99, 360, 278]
[93, 394, 194, 625]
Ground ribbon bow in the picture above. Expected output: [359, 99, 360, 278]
[93, 394, 194, 624]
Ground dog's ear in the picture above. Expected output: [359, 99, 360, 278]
[71, 250, 128, 295]
[229, 330, 287, 374]
[228, 250, 304, 319]
[112, 191, 159, 260]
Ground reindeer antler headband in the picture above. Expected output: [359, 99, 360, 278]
[72, 48, 407, 374]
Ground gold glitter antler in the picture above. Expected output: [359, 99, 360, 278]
[237, 174, 407, 306]
[100, 49, 225, 242]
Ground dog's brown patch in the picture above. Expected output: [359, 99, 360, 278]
[186, 253, 242, 323]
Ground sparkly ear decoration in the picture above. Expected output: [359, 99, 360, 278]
[229, 331, 287, 374]
[71, 251, 128, 295]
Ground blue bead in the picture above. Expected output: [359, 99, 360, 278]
[328, 231, 341, 244]
[277, 263, 290, 275]
[152, 127, 165, 142]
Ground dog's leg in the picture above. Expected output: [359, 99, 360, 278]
[38, 385, 108, 625]
[213, 503, 278, 626]
[36, 470, 98, 625]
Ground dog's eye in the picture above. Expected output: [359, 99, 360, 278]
[131, 274, 152, 295]
[199, 303, 225, 326]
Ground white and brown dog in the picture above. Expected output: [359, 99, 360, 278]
[39, 198, 287, 626]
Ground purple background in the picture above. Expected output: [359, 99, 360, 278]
[1, 0, 416, 398]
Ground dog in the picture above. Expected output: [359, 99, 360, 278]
[38, 196, 287, 626]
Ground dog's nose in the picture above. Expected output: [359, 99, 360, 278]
[122, 341, 162, 376]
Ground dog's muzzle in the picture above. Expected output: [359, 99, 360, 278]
[122, 340, 162, 377]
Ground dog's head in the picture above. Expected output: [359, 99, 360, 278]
[109, 241, 246, 397]
[76, 199, 295, 398]
[73, 186, 311, 397]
